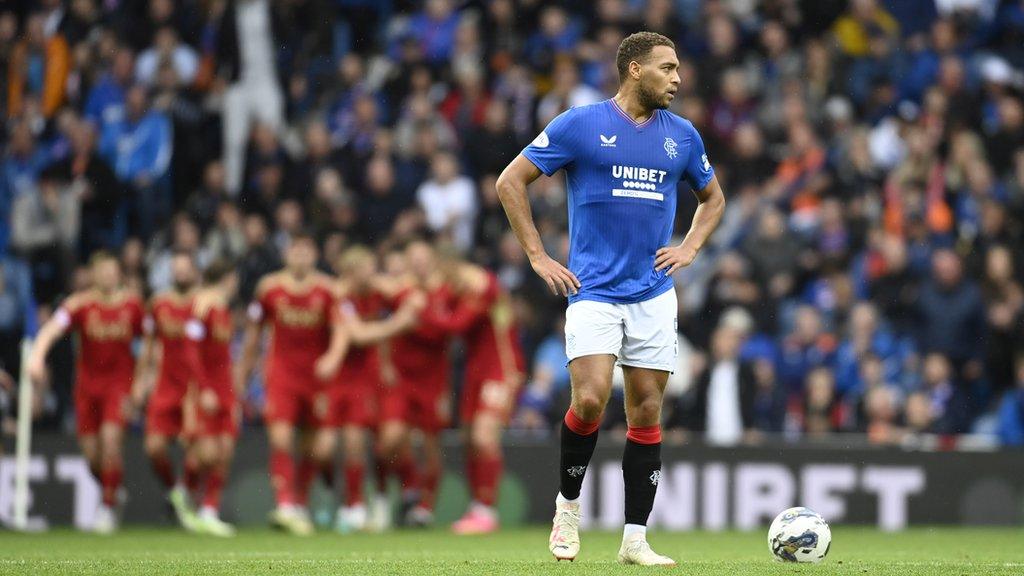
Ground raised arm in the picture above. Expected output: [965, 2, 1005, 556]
[27, 310, 70, 385]
[496, 154, 579, 297]
[654, 175, 726, 275]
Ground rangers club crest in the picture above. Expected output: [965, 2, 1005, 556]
[664, 137, 678, 159]
[649, 470, 661, 486]
[566, 466, 587, 478]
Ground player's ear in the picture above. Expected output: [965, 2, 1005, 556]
[629, 59, 642, 81]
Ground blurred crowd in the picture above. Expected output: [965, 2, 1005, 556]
[1, 0, 1024, 448]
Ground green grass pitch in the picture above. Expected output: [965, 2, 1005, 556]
[2, 527, 1022, 575]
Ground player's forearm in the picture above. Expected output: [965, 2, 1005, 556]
[236, 324, 261, 385]
[680, 183, 726, 253]
[324, 324, 351, 364]
[28, 321, 62, 367]
[350, 317, 408, 346]
[496, 172, 546, 260]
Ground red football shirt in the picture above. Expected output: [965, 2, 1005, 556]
[390, 284, 455, 393]
[147, 291, 195, 397]
[56, 290, 144, 392]
[189, 298, 234, 398]
[458, 273, 525, 386]
[249, 272, 339, 389]
[337, 290, 387, 388]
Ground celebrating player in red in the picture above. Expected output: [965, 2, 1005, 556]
[28, 253, 144, 534]
[331, 246, 422, 532]
[440, 260, 525, 535]
[184, 260, 241, 537]
[134, 251, 199, 530]
[237, 232, 347, 535]
[376, 240, 455, 529]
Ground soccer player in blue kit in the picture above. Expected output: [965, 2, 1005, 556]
[496, 32, 725, 565]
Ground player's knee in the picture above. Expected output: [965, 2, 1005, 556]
[144, 435, 166, 457]
[573, 390, 607, 422]
[628, 396, 663, 426]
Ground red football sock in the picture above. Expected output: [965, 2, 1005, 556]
[344, 463, 365, 506]
[202, 468, 226, 511]
[269, 449, 296, 507]
[149, 451, 176, 489]
[184, 456, 202, 498]
[295, 457, 318, 507]
[101, 462, 123, 507]
[419, 460, 441, 511]
[474, 451, 503, 507]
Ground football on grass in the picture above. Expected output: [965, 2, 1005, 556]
[768, 507, 832, 563]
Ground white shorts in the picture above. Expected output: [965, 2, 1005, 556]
[564, 288, 678, 372]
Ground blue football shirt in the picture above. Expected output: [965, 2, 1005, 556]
[522, 99, 715, 304]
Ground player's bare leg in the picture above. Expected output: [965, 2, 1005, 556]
[266, 422, 312, 535]
[453, 412, 503, 535]
[549, 355, 615, 560]
[145, 433, 195, 530]
[335, 425, 370, 532]
[78, 435, 101, 483]
[616, 366, 674, 567]
[95, 422, 125, 534]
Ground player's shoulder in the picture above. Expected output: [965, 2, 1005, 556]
[62, 290, 94, 312]
[659, 109, 699, 133]
[120, 289, 144, 308]
[255, 272, 284, 298]
[311, 272, 340, 296]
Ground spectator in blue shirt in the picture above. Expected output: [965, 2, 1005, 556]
[99, 84, 173, 239]
[916, 250, 986, 379]
[515, 316, 570, 431]
[996, 356, 1024, 446]
[835, 302, 916, 396]
[84, 47, 135, 130]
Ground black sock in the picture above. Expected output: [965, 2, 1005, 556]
[559, 420, 599, 500]
[622, 439, 661, 526]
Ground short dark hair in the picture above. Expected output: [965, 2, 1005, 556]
[616, 31, 676, 83]
[203, 259, 234, 284]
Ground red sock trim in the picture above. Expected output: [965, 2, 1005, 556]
[626, 425, 662, 445]
[344, 463, 365, 506]
[564, 408, 601, 436]
[101, 464, 123, 506]
[203, 469, 225, 510]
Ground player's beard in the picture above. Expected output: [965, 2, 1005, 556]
[637, 81, 670, 111]
[173, 280, 191, 294]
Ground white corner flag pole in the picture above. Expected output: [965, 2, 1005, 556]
[12, 337, 34, 531]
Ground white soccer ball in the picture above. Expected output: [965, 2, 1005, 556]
[767, 507, 831, 563]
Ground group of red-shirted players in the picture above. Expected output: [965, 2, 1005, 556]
[27, 234, 524, 537]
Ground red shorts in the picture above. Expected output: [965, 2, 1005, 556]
[145, 381, 189, 437]
[264, 382, 332, 429]
[460, 375, 522, 424]
[331, 383, 378, 428]
[75, 384, 130, 435]
[379, 381, 450, 434]
[190, 391, 240, 438]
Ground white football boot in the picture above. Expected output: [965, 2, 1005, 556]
[93, 504, 118, 535]
[617, 532, 677, 566]
[548, 497, 581, 561]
